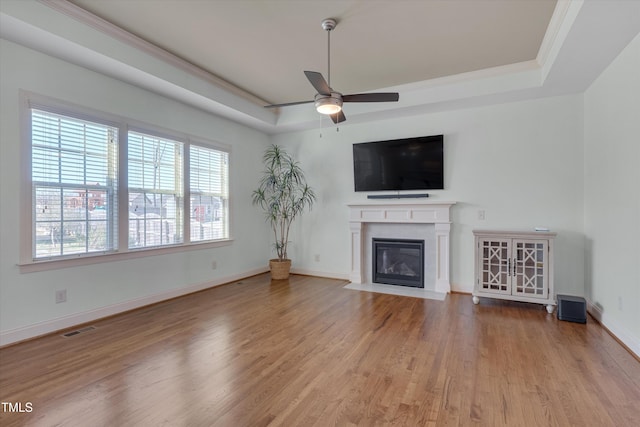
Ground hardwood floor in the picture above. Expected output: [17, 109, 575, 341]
[1, 273, 639, 426]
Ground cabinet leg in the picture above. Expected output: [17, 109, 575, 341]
[546, 304, 554, 314]
[472, 296, 479, 305]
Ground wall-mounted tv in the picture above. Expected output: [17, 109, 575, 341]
[353, 135, 444, 192]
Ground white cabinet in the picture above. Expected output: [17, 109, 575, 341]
[472, 230, 556, 313]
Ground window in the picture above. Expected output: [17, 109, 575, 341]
[27, 101, 230, 264]
[128, 131, 184, 248]
[31, 109, 118, 259]
[190, 145, 229, 242]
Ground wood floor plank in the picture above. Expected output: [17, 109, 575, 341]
[1, 273, 639, 426]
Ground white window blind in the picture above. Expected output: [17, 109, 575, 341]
[31, 109, 118, 259]
[189, 145, 229, 242]
[128, 131, 184, 248]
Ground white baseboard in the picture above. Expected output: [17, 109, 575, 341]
[0, 266, 268, 347]
[290, 267, 350, 281]
[587, 299, 640, 359]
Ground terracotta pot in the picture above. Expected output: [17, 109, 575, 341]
[269, 259, 291, 280]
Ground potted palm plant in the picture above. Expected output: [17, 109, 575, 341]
[252, 144, 315, 279]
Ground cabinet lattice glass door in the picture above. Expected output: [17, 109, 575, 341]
[512, 240, 548, 299]
[479, 239, 511, 294]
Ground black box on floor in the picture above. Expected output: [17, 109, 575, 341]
[557, 294, 587, 323]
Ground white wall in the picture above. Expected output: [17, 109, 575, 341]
[0, 40, 271, 344]
[2, 13, 636, 357]
[584, 33, 640, 355]
[272, 94, 586, 295]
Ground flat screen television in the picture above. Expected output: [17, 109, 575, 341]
[353, 135, 444, 192]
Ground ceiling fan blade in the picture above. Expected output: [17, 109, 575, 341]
[342, 93, 399, 103]
[330, 110, 346, 124]
[304, 71, 331, 95]
[264, 100, 314, 108]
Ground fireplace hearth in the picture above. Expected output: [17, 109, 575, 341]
[373, 238, 425, 288]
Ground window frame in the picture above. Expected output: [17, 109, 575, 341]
[30, 108, 121, 259]
[127, 129, 185, 249]
[19, 92, 232, 273]
[188, 143, 230, 244]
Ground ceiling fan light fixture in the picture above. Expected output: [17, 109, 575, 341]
[315, 95, 342, 115]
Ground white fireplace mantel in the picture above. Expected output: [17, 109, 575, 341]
[348, 201, 456, 293]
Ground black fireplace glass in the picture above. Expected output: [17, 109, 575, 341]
[373, 238, 425, 288]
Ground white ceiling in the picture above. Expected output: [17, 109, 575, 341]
[1, 0, 639, 133]
[68, 0, 557, 106]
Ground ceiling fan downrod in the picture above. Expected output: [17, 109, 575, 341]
[321, 18, 337, 88]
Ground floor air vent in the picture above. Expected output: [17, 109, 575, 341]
[61, 326, 97, 338]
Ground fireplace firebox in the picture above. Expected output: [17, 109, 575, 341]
[372, 238, 425, 288]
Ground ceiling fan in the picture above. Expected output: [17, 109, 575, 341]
[264, 18, 399, 124]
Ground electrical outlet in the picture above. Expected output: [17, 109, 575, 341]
[478, 210, 486, 220]
[211, 260, 217, 270]
[314, 254, 320, 262]
[618, 296, 623, 311]
[55, 289, 67, 304]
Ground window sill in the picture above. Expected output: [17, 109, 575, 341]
[18, 239, 234, 273]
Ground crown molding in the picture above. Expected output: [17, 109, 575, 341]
[38, 0, 269, 107]
[536, 0, 584, 82]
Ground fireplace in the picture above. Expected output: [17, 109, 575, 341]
[373, 238, 424, 288]
[348, 202, 455, 293]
